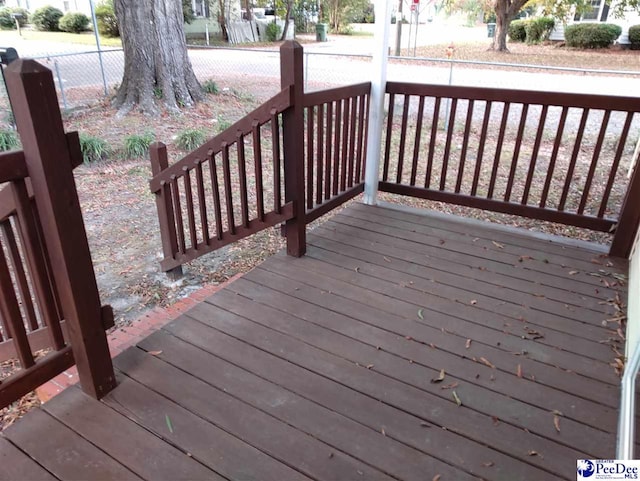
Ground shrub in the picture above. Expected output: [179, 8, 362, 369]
[0, 7, 29, 29]
[202, 79, 219, 94]
[79, 134, 109, 163]
[0, 130, 19, 151]
[629, 24, 640, 50]
[564, 23, 622, 49]
[509, 19, 527, 42]
[265, 21, 281, 42]
[175, 129, 206, 151]
[216, 118, 232, 133]
[123, 132, 154, 159]
[95, 2, 119, 37]
[31, 5, 64, 31]
[525, 17, 554, 44]
[58, 12, 89, 33]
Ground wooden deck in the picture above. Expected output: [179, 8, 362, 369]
[0, 203, 629, 481]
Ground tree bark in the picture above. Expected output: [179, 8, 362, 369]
[490, 0, 528, 52]
[280, 0, 294, 41]
[113, 0, 203, 116]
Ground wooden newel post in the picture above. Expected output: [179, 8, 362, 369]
[4, 59, 116, 399]
[150, 142, 183, 279]
[280, 40, 306, 257]
[611, 160, 640, 258]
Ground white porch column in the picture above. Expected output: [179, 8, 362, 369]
[363, 0, 393, 205]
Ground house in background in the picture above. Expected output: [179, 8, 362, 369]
[4, 0, 92, 17]
[549, 0, 640, 44]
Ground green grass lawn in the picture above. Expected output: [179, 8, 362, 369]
[0, 29, 122, 48]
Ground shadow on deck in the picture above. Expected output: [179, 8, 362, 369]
[0, 203, 628, 481]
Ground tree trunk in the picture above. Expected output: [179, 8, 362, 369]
[394, 0, 403, 56]
[280, 0, 294, 41]
[492, 1, 509, 51]
[113, 0, 203, 116]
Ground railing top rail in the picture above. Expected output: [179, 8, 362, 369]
[303, 82, 371, 107]
[386, 81, 640, 112]
[0, 151, 27, 184]
[149, 86, 292, 193]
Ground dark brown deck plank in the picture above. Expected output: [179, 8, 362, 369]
[0, 436, 57, 481]
[230, 272, 619, 430]
[153, 320, 554, 481]
[112, 347, 393, 481]
[258, 255, 618, 385]
[184, 298, 590, 480]
[3, 408, 141, 481]
[104, 374, 307, 481]
[43, 387, 221, 481]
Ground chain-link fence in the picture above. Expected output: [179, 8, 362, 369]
[0, 45, 639, 117]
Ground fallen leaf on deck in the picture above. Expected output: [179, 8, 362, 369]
[366, 364, 374, 369]
[452, 390, 462, 406]
[568, 270, 579, 275]
[148, 350, 163, 356]
[433, 475, 441, 481]
[354, 267, 360, 273]
[383, 256, 392, 263]
[431, 369, 446, 384]
[553, 415, 561, 433]
[527, 450, 542, 458]
[551, 409, 564, 416]
[381, 428, 386, 436]
[492, 241, 504, 249]
[441, 382, 459, 390]
[420, 421, 431, 427]
[482, 461, 495, 467]
[470, 299, 477, 305]
[465, 339, 471, 349]
[165, 414, 174, 433]
[518, 255, 533, 262]
[479, 357, 496, 369]
[516, 364, 522, 378]
[418, 309, 424, 320]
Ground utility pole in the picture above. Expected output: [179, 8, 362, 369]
[394, 0, 403, 55]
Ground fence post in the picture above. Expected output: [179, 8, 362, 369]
[150, 142, 183, 279]
[280, 40, 306, 257]
[4, 59, 116, 399]
[611, 160, 640, 258]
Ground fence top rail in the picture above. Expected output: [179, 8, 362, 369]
[303, 82, 371, 107]
[149, 86, 292, 192]
[386, 81, 640, 112]
[0, 151, 27, 184]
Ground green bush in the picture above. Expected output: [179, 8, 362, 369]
[525, 17, 554, 44]
[508, 19, 527, 42]
[0, 7, 29, 29]
[629, 24, 640, 50]
[31, 5, 64, 31]
[265, 22, 281, 42]
[175, 129, 206, 151]
[58, 12, 89, 33]
[0, 130, 19, 151]
[95, 2, 119, 37]
[79, 133, 109, 163]
[123, 132, 154, 159]
[202, 79, 219, 94]
[564, 23, 622, 48]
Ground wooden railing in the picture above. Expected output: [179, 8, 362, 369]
[151, 42, 371, 272]
[379, 82, 640, 256]
[0, 60, 115, 409]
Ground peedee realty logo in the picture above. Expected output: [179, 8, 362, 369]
[578, 460, 640, 480]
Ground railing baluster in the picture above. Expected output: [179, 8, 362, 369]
[252, 122, 265, 222]
[0, 244, 34, 368]
[455, 100, 474, 193]
[355, 94, 366, 183]
[578, 110, 611, 215]
[521, 105, 549, 205]
[599, 112, 634, 218]
[440, 98, 457, 191]
[397, 94, 410, 184]
[425, 97, 441, 189]
[271, 113, 282, 213]
[1, 220, 38, 331]
[410, 96, 425, 186]
[540, 106, 568, 208]
[183, 169, 198, 249]
[306, 106, 314, 209]
[333, 99, 342, 196]
[221, 142, 236, 234]
[324, 102, 333, 201]
[170, 178, 186, 253]
[237, 134, 249, 228]
[504, 104, 529, 202]
[340, 98, 349, 192]
[316, 104, 324, 205]
[194, 161, 209, 245]
[488, 102, 510, 199]
[362, 93, 370, 180]
[382, 93, 395, 182]
[347, 96, 357, 188]
[208, 152, 223, 240]
[471, 101, 492, 196]
[558, 108, 590, 211]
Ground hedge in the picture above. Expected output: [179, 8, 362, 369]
[629, 24, 640, 50]
[564, 23, 622, 49]
[31, 5, 64, 31]
[95, 2, 119, 37]
[58, 12, 90, 33]
[0, 7, 29, 29]
[509, 19, 527, 42]
[525, 17, 554, 44]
